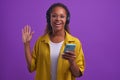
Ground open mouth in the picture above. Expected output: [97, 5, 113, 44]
[54, 22, 62, 26]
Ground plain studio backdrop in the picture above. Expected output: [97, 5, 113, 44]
[0, 0, 120, 80]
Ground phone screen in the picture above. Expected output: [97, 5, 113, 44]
[64, 44, 76, 52]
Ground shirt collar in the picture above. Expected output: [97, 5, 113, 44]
[64, 31, 75, 44]
[40, 31, 75, 44]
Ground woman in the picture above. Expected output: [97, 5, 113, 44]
[22, 3, 85, 80]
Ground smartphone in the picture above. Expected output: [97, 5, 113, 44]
[64, 44, 76, 53]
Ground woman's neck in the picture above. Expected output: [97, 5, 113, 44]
[52, 30, 65, 36]
[50, 30, 65, 43]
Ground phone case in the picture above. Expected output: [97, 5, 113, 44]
[64, 44, 76, 52]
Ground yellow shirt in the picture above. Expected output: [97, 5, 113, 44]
[30, 32, 85, 80]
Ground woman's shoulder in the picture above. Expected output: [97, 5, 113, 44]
[72, 35, 82, 44]
[66, 32, 81, 43]
[70, 35, 83, 48]
[35, 33, 49, 43]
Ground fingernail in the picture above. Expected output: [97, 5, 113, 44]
[66, 51, 69, 52]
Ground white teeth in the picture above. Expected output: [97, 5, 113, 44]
[55, 23, 61, 25]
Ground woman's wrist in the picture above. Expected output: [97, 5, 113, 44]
[69, 59, 75, 65]
[24, 41, 30, 46]
[69, 60, 82, 77]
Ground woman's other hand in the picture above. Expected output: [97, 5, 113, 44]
[22, 25, 34, 43]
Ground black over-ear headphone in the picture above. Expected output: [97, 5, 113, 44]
[46, 3, 70, 27]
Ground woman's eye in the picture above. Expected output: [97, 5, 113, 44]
[61, 16, 65, 18]
[51, 14, 66, 19]
[52, 15, 57, 18]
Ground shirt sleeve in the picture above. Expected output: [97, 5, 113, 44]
[75, 40, 85, 75]
[29, 39, 39, 72]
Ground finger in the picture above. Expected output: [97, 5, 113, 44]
[30, 31, 34, 36]
[62, 55, 70, 59]
[63, 56, 76, 60]
[24, 25, 27, 33]
[62, 55, 76, 60]
[28, 26, 31, 34]
[26, 25, 29, 33]
[62, 54, 76, 58]
[63, 54, 76, 58]
[66, 50, 74, 53]
[65, 51, 75, 56]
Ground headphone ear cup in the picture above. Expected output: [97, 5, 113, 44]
[46, 15, 50, 24]
[46, 15, 52, 30]
[66, 16, 70, 24]
[46, 9, 50, 25]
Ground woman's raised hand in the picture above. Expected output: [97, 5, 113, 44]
[22, 25, 34, 43]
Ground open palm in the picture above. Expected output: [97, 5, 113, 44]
[22, 25, 34, 43]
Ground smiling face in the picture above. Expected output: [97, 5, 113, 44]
[50, 6, 67, 32]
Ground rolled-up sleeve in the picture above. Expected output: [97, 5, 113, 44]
[29, 40, 39, 72]
[75, 40, 85, 74]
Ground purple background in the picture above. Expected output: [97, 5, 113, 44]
[0, 0, 120, 80]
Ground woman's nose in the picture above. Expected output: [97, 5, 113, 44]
[56, 16, 60, 20]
